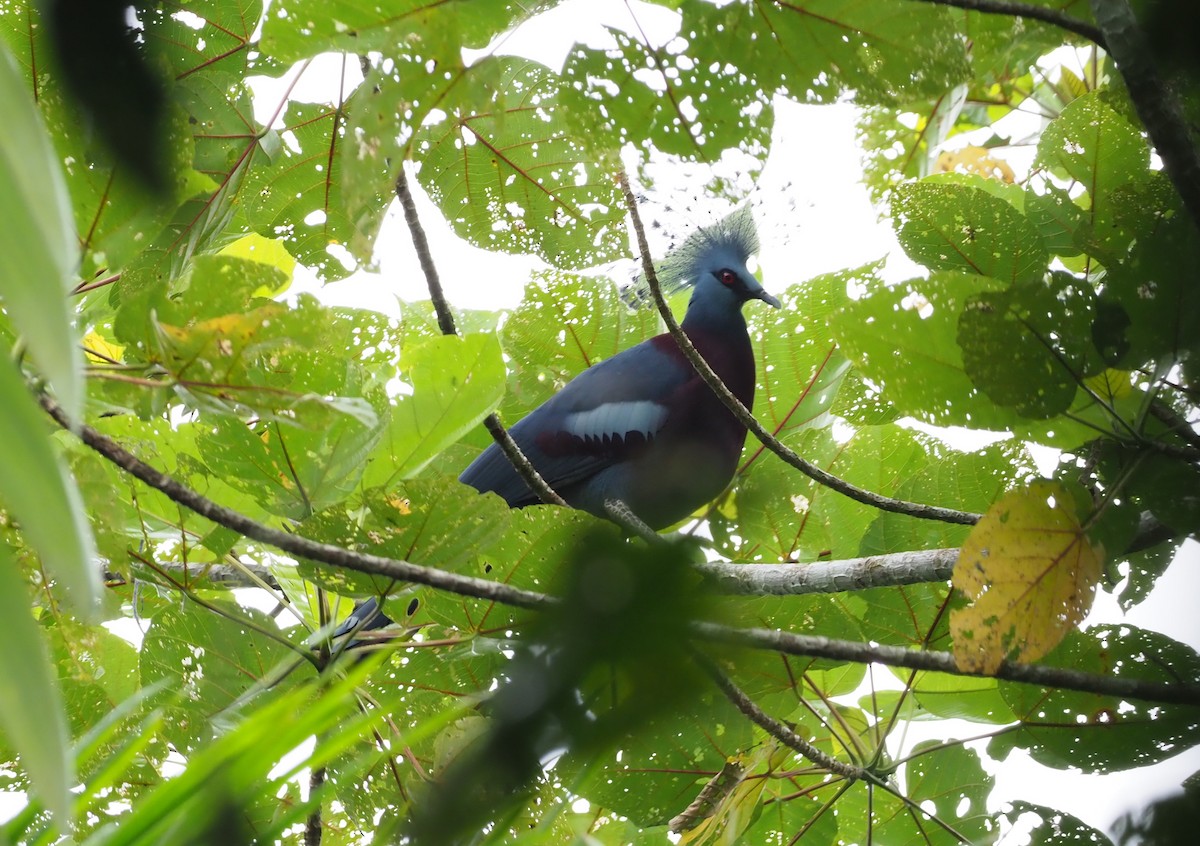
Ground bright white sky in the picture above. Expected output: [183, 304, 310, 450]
[250, 0, 1200, 837]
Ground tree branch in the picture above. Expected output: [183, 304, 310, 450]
[907, 0, 1106, 48]
[689, 620, 1200, 707]
[40, 392, 552, 612]
[697, 548, 958, 594]
[616, 172, 981, 526]
[1090, 0, 1200, 236]
[691, 648, 866, 780]
[393, 166, 567, 508]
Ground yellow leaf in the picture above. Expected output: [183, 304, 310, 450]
[217, 233, 296, 296]
[951, 480, 1103, 674]
[936, 146, 1016, 183]
[1084, 369, 1132, 402]
[82, 331, 124, 364]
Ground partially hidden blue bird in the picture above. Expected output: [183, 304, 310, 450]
[334, 207, 779, 640]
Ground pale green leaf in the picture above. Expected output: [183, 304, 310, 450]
[0, 542, 73, 826]
[0, 44, 82, 422]
[0, 356, 99, 617]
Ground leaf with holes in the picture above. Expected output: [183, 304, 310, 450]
[957, 271, 1098, 419]
[893, 179, 1047, 285]
[414, 57, 626, 269]
[951, 480, 1103, 674]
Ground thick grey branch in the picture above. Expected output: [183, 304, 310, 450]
[697, 548, 958, 595]
[44, 394, 1190, 707]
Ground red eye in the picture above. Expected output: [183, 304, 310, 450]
[719, 270, 737, 287]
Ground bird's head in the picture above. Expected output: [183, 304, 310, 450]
[658, 206, 781, 324]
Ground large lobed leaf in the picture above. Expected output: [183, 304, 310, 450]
[951, 480, 1103, 674]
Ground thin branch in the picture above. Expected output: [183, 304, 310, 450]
[689, 620, 1200, 707]
[305, 765, 325, 846]
[394, 167, 457, 337]
[393, 166, 567, 508]
[604, 498, 665, 545]
[1090, 0, 1200, 237]
[40, 391, 552, 612]
[616, 172, 981, 526]
[906, 0, 1106, 48]
[481, 414, 568, 507]
[1149, 398, 1200, 451]
[691, 648, 865, 780]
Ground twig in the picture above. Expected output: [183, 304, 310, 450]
[907, 0, 1106, 48]
[1090, 0, 1200, 236]
[691, 648, 865, 780]
[616, 172, 981, 526]
[1149, 399, 1200, 451]
[305, 765, 325, 846]
[689, 620, 1200, 707]
[393, 166, 567, 508]
[604, 498, 665, 545]
[482, 415, 568, 507]
[394, 167, 457, 337]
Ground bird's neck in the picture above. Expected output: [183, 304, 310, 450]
[679, 305, 755, 408]
[680, 296, 748, 338]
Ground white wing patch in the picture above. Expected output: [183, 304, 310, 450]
[563, 400, 667, 443]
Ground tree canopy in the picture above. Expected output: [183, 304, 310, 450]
[0, 0, 1198, 843]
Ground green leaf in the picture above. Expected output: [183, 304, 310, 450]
[715, 425, 937, 564]
[862, 439, 1029, 556]
[414, 57, 626, 269]
[747, 268, 857, 448]
[1026, 182, 1086, 258]
[999, 801, 1114, 846]
[830, 270, 1023, 430]
[0, 356, 100, 617]
[1097, 178, 1200, 368]
[361, 332, 506, 489]
[893, 178, 1048, 285]
[1034, 92, 1149, 263]
[198, 407, 386, 520]
[957, 272, 1098, 419]
[421, 505, 604, 632]
[260, 0, 532, 64]
[681, 0, 969, 108]
[990, 625, 1200, 772]
[298, 478, 511, 601]
[140, 599, 305, 753]
[241, 100, 380, 281]
[501, 271, 661, 418]
[900, 743, 993, 842]
[0, 542, 74, 827]
[0, 43, 82, 422]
